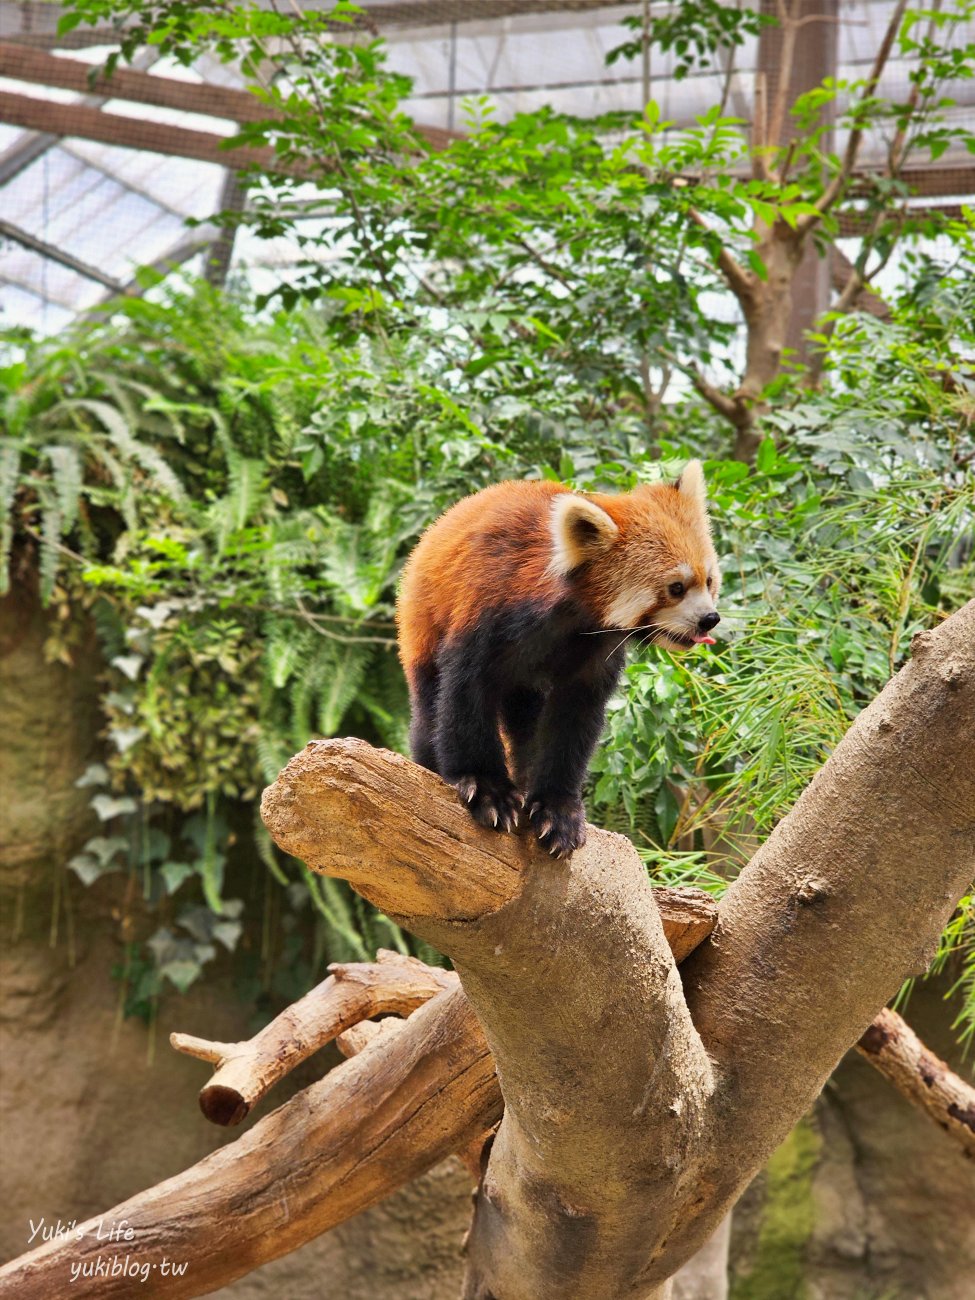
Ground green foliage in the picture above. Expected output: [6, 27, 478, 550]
[607, 2, 772, 80]
[3, 0, 973, 1028]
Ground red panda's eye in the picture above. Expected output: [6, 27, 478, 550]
[668, 581, 685, 598]
[706, 575, 713, 590]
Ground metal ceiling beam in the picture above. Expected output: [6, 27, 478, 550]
[0, 0, 638, 45]
[5, 87, 971, 198]
[0, 272, 80, 309]
[0, 129, 54, 186]
[86, 230, 217, 315]
[0, 41, 273, 124]
[0, 41, 459, 148]
[58, 142, 200, 221]
[0, 228, 218, 318]
[0, 47, 161, 191]
[0, 89, 282, 171]
[0, 216, 124, 291]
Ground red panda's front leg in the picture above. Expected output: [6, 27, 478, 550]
[433, 639, 524, 834]
[525, 661, 621, 858]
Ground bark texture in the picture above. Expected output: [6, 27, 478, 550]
[170, 951, 458, 1126]
[0, 892, 714, 1297]
[0, 987, 498, 1299]
[672, 607, 975, 1273]
[2, 600, 972, 1300]
[267, 602, 975, 1298]
[856, 1007, 975, 1157]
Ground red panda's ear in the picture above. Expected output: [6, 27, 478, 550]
[674, 459, 707, 511]
[548, 494, 619, 576]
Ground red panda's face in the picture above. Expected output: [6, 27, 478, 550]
[549, 461, 721, 651]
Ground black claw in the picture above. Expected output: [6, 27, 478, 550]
[452, 775, 524, 836]
[526, 793, 587, 859]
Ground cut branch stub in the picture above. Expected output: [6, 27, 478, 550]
[261, 737, 724, 940]
[259, 740, 527, 917]
[171, 949, 457, 1125]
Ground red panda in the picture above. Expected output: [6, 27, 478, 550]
[396, 461, 721, 858]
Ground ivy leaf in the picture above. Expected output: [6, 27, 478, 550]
[159, 862, 195, 894]
[91, 794, 138, 821]
[75, 764, 110, 789]
[112, 654, 144, 681]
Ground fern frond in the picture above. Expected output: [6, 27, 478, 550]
[0, 441, 21, 595]
[39, 493, 61, 604]
[306, 873, 369, 961]
[253, 809, 289, 886]
[92, 443, 138, 533]
[44, 444, 84, 533]
[318, 643, 372, 736]
[61, 398, 186, 502]
[209, 451, 267, 552]
[357, 650, 410, 752]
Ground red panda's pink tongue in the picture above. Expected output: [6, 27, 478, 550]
[691, 634, 717, 646]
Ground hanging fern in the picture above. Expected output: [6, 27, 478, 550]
[318, 641, 373, 736]
[0, 442, 20, 594]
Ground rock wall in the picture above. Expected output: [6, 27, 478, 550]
[730, 976, 975, 1300]
[0, 585, 471, 1297]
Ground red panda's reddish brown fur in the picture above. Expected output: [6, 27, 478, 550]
[398, 480, 565, 681]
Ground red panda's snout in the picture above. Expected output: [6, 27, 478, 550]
[622, 584, 721, 651]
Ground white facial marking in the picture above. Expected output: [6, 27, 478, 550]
[607, 588, 654, 629]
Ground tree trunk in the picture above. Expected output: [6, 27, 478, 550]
[1, 600, 972, 1299]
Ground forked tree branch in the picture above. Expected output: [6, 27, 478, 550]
[2, 603, 972, 1300]
[171, 950, 458, 1125]
[0, 889, 717, 1299]
[169, 887, 715, 1128]
[265, 607, 975, 1299]
[0, 986, 498, 1299]
[803, 0, 909, 227]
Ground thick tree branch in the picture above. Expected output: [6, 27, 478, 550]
[171, 887, 713, 1129]
[857, 1007, 975, 1158]
[0, 986, 499, 1299]
[0, 888, 717, 1297]
[668, 602, 975, 1276]
[765, 0, 799, 155]
[3, 604, 972, 1299]
[275, 602, 975, 1298]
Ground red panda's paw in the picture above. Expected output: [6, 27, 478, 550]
[526, 794, 587, 859]
[452, 775, 524, 834]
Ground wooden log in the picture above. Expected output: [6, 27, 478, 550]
[0, 987, 497, 1299]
